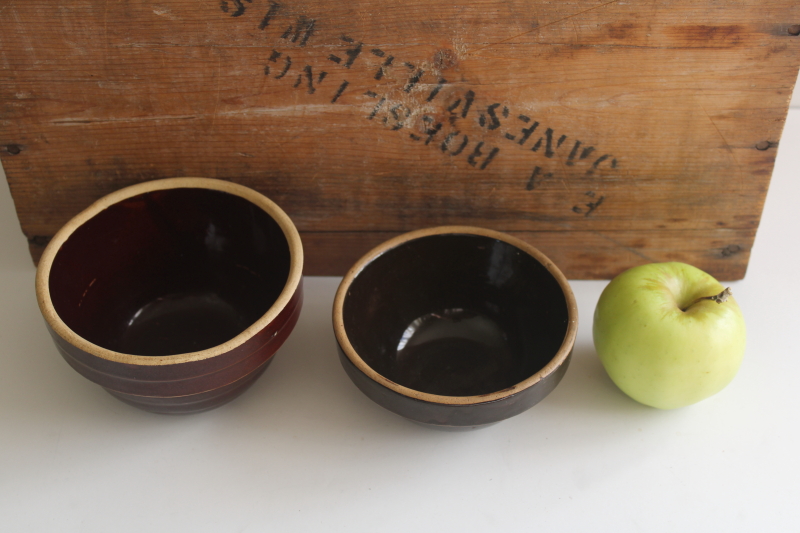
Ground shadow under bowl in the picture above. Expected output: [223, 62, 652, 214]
[35, 178, 303, 414]
[333, 226, 577, 429]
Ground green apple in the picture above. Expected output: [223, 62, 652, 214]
[593, 262, 746, 409]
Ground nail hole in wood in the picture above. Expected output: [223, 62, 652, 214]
[789, 25, 800, 36]
[28, 235, 52, 247]
[755, 141, 771, 151]
[5, 144, 22, 155]
[721, 244, 742, 257]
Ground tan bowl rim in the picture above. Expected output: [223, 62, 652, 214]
[35, 177, 304, 366]
[332, 226, 578, 406]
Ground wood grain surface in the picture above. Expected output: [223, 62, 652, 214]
[1, 0, 798, 278]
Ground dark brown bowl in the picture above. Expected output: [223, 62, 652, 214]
[333, 227, 578, 429]
[35, 178, 303, 414]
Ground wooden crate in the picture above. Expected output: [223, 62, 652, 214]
[1, 0, 798, 278]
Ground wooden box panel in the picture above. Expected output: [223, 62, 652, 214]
[1, 0, 798, 278]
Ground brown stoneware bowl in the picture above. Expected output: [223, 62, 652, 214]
[333, 227, 577, 429]
[36, 178, 303, 414]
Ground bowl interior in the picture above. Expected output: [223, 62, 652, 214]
[342, 233, 570, 397]
[48, 187, 291, 356]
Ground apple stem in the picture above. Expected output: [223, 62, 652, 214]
[681, 287, 733, 312]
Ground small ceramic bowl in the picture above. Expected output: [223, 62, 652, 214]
[333, 226, 577, 428]
[36, 178, 303, 414]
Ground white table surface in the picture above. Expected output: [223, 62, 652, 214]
[1, 108, 799, 533]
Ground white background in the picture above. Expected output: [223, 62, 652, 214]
[0, 86, 798, 531]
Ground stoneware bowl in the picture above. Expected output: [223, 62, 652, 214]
[36, 178, 303, 414]
[333, 226, 578, 429]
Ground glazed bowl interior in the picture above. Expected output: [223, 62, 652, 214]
[47, 185, 292, 357]
[341, 231, 571, 398]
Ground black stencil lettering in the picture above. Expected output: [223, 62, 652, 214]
[265, 50, 292, 78]
[264, 49, 281, 75]
[584, 196, 605, 216]
[525, 167, 542, 191]
[329, 35, 363, 68]
[586, 154, 612, 175]
[372, 54, 394, 80]
[567, 141, 597, 166]
[467, 142, 484, 166]
[527, 166, 541, 190]
[229, 3, 621, 180]
[480, 147, 500, 170]
[342, 38, 363, 68]
[386, 104, 411, 130]
[365, 91, 386, 120]
[409, 115, 443, 144]
[426, 78, 447, 102]
[461, 90, 475, 117]
[331, 80, 349, 103]
[480, 104, 508, 129]
[259, 2, 281, 29]
[566, 141, 581, 165]
[294, 65, 326, 94]
[531, 128, 560, 157]
[526, 166, 553, 190]
[484, 103, 502, 131]
[281, 16, 316, 46]
[441, 132, 469, 155]
[275, 56, 291, 78]
[517, 116, 539, 146]
[221, 0, 252, 17]
[447, 90, 475, 119]
[402, 63, 425, 92]
[467, 142, 499, 169]
[572, 191, 605, 214]
[542, 129, 556, 156]
[422, 116, 443, 145]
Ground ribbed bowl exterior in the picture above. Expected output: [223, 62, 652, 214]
[48, 280, 302, 414]
[337, 340, 571, 428]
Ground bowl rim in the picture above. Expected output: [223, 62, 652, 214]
[35, 177, 304, 366]
[332, 226, 578, 406]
